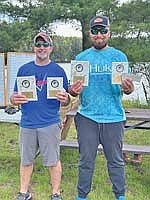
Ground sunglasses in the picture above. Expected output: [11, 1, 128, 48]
[91, 28, 109, 35]
[34, 42, 51, 48]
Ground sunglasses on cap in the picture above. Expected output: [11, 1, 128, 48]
[90, 28, 109, 35]
[34, 42, 52, 48]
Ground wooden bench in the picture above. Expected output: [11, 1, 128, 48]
[0, 109, 150, 155]
[63, 109, 150, 155]
[60, 140, 150, 155]
[125, 122, 150, 130]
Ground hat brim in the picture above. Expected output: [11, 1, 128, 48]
[34, 35, 50, 43]
[91, 23, 108, 28]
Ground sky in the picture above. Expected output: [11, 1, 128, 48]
[50, 20, 82, 37]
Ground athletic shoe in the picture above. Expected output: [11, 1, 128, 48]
[76, 196, 87, 200]
[51, 193, 62, 200]
[16, 191, 32, 200]
[116, 196, 126, 200]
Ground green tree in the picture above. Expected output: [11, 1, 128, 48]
[51, 36, 82, 62]
[110, 0, 150, 61]
[0, 0, 149, 62]
[0, 21, 33, 52]
[0, 0, 119, 50]
[48, 0, 118, 50]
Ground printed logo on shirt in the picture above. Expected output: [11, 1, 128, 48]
[36, 73, 47, 91]
[90, 64, 112, 74]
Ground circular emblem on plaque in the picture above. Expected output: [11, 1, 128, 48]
[116, 64, 124, 72]
[75, 64, 83, 72]
[51, 80, 59, 88]
[22, 80, 30, 88]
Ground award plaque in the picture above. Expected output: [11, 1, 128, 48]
[112, 62, 128, 84]
[122, 73, 142, 83]
[17, 76, 37, 101]
[70, 60, 89, 86]
[47, 77, 63, 99]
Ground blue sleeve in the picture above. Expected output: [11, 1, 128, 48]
[62, 69, 69, 92]
[13, 68, 22, 92]
[14, 80, 18, 92]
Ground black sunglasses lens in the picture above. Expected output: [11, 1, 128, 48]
[91, 28, 108, 35]
[34, 42, 41, 47]
[43, 42, 50, 47]
[34, 42, 50, 47]
[100, 29, 108, 34]
[91, 29, 98, 35]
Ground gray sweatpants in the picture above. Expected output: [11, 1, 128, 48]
[74, 113, 125, 199]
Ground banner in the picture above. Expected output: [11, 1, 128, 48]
[7, 52, 35, 104]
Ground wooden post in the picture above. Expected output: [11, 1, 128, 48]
[4, 65, 8, 106]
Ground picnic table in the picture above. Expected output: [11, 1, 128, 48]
[61, 108, 150, 155]
[0, 108, 150, 155]
[124, 108, 150, 130]
[66, 108, 150, 130]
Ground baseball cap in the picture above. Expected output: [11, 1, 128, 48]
[33, 32, 53, 44]
[90, 16, 110, 28]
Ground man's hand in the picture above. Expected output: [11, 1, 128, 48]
[56, 91, 70, 106]
[121, 78, 134, 95]
[68, 80, 84, 96]
[10, 92, 28, 106]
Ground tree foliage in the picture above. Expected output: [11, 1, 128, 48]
[0, 0, 119, 49]
[110, 0, 150, 62]
[0, 21, 33, 52]
[51, 36, 82, 62]
[0, 0, 149, 61]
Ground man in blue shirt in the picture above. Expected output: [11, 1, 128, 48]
[11, 32, 70, 200]
[69, 15, 134, 200]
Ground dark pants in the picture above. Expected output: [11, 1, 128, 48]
[74, 113, 125, 199]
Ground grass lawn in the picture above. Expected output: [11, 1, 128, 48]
[0, 120, 150, 200]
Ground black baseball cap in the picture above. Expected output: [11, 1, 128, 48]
[90, 16, 110, 28]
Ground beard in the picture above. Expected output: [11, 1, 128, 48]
[36, 52, 49, 61]
[92, 40, 108, 50]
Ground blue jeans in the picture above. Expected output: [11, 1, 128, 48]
[74, 113, 125, 199]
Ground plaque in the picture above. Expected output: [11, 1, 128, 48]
[122, 73, 142, 83]
[17, 76, 37, 101]
[47, 77, 63, 99]
[70, 60, 89, 86]
[112, 62, 128, 84]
